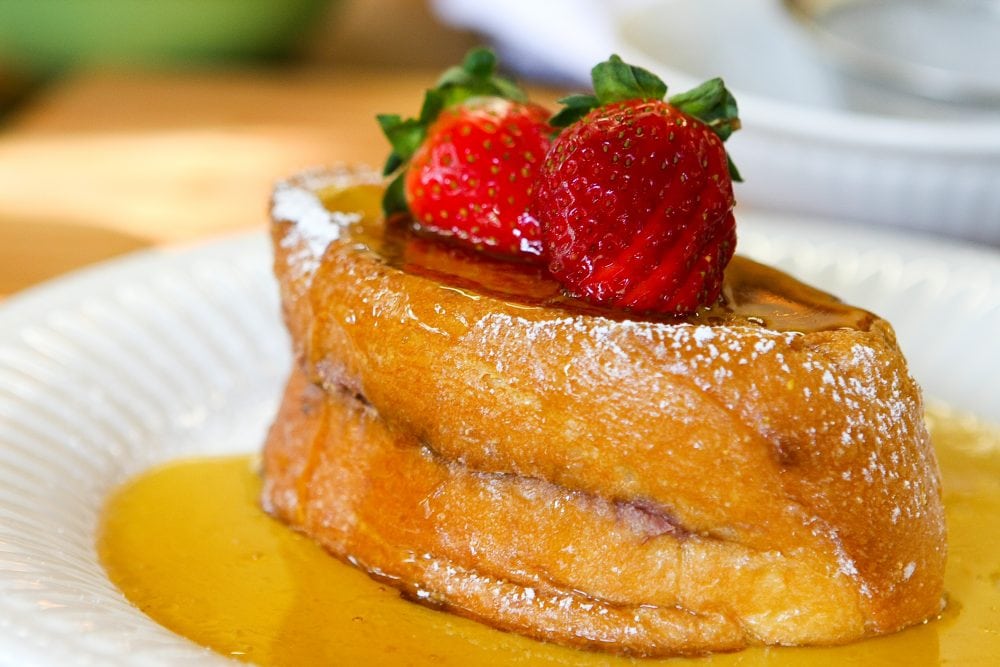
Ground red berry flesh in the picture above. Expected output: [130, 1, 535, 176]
[533, 99, 736, 314]
[405, 98, 552, 259]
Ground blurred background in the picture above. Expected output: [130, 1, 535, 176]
[0, 0, 484, 296]
[1, 0, 998, 297]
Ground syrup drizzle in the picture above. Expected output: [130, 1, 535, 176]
[320, 184, 873, 334]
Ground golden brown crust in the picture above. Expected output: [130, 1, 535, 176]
[263, 369, 748, 655]
[263, 167, 947, 654]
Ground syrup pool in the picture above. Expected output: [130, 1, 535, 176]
[98, 405, 999, 666]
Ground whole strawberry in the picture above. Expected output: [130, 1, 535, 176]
[378, 49, 552, 259]
[533, 56, 742, 314]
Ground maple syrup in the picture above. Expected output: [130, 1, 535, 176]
[321, 183, 873, 334]
[98, 406, 999, 666]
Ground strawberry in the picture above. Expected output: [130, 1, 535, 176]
[378, 49, 552, 259]
[532, 55, 742, 314]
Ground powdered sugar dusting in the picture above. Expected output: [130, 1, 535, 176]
[465, 312, 806, 403]
[272, 166, 381, 280]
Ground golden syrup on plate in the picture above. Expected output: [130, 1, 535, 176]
[98, 405, 999, 666]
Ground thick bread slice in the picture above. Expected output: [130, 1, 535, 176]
[263, 367, 871, 654]
[265, 167, 946, 654]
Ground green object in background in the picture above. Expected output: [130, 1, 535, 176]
[0, 0, 334, 73]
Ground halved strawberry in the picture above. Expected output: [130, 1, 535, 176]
[533, 55, 742, 314]
[378, 49, 552, 259]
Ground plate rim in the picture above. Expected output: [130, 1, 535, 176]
[5, 214, 1000, 397]
[6, 213, 998, 325]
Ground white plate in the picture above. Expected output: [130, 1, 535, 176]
[432, 0, 1000, 244]
[1, 220, 999, 665]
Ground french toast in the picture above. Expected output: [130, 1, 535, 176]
[262, 166, 946, 656]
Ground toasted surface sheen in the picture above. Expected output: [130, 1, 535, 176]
[263, 166, 946, 656]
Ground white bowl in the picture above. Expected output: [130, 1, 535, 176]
[433, 0, 1000, 245]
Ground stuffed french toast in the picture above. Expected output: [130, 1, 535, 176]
[261, 51, 945, 656]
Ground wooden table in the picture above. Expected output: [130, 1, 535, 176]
[1, 67, 552, 297]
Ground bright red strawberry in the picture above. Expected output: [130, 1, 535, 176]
[533, 56, 742, 314]
[404, 98, 551, 257]
[378, 49, 552, 259]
